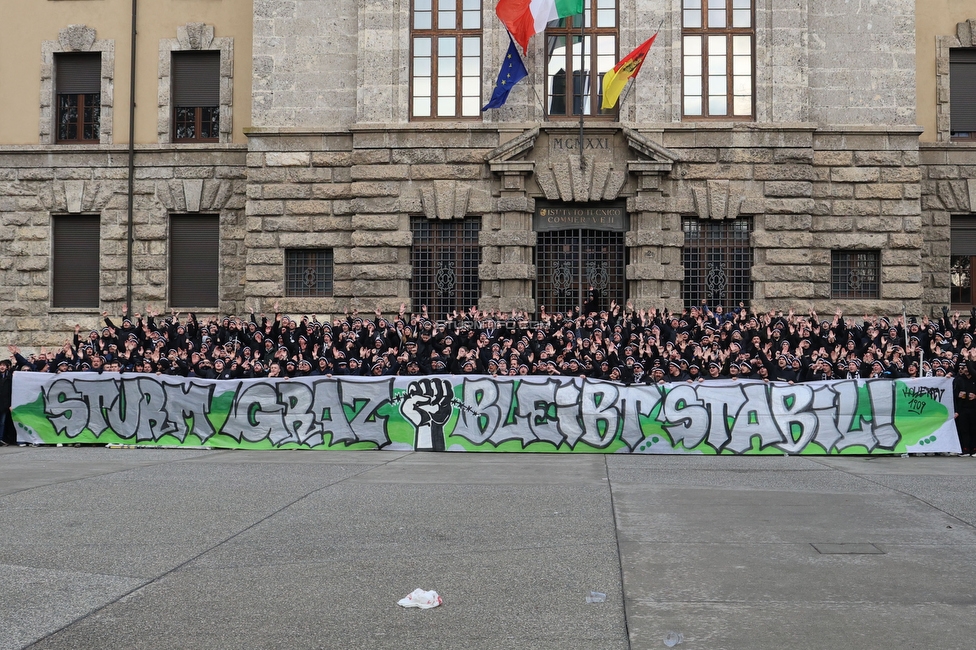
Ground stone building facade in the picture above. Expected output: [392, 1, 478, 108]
[246, 0, 923, 320]
[2, 0, 976, 346]
[1, 1, 251, 347]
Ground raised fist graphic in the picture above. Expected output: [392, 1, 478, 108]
[400, 378, 453, 451]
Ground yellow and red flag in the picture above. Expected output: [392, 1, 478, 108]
[601, 33, 658, 110]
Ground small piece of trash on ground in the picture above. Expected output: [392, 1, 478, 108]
[664, 631, 684, 647]
[585, 590, 606, 603]
[397, 588, 442, 609]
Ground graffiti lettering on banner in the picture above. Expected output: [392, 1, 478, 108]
[10, 374, 960, 455]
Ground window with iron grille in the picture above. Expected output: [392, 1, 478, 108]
[545, 0, 617, 118]
[285, 249, 334, 297]
[172, 51, 220, 142]
[411, 0, 482, 119]
[56, 52, 101, 143]
[52, 215, 100, 308]
[682, 216, 752, 309]
[411, 216, 481, 320]
[831, 250, 880, 299]
[170, 215, 219, 308]
[682, 0, 754, 119]
[950, 49, 976, 141]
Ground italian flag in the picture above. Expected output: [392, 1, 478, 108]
[496, 0, 584, 54]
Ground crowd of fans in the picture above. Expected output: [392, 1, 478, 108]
[4, 293, 976, 453]
[3, 295, 975, 385]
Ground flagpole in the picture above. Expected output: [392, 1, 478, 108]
[534, 87, 550, 122]
[616, 78, 636, 114]
[578, 3, 585, 171]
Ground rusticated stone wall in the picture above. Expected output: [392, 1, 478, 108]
[0, 147, 246, 347]
[638, 125, 924, 316]
[243, 126, 499, 315]
[243, 123, 928, 319]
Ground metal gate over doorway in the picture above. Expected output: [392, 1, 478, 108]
[534, 204, 628, 316]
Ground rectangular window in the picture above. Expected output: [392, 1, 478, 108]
[411, 216, 481, 320]
[285, 249, 334, 297]
[411, 0, 482, 119]
[951, 255, 972, 305]
[682, 217, 753, 308]
[52, 215, 100, 308]
[172, 51, 220, 142]
[546, 1, 617, 118]
[950, 49, 976, 140]
[682, 0, 753, 119]
[170, 215, 219, 308]
[55, 52, 100, 143]
[831, 250, 880, 299]
[951, 215, 976, 306]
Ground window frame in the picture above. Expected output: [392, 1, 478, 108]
[410, 216, 482, 320]
[949, 48, 976, 141]
[543, 0, 618, 120]
[157, 24, 233, 144]
[173, 106, 220, 143]
[56, 93, 101, 144]
[951, 255, 975, 306]
[40, 26, 114, 145]
[51, 214, 101, 309]
[950, 215, 976, 307]
[55, 52, 101, 144]
[681, 216, 753, 310]
[410, 0, 483, 121]
[169, 214, 220, 310]
[171, 51, 221, 143]
[285, 249, 335, 298]
[681, 0, 755, 121]
[830, 250, 881, 300]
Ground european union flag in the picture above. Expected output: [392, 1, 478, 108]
[482, 36, 528, 111]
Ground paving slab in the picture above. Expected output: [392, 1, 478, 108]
[0, 565, 142, 650]
[26, 546, 627, 650]
[2, 449, 976, 649]
[0, 449, 624, 650]
[610, 456, 976, 650]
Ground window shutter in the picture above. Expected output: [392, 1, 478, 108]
[170, 215, 219, 308]
[172, 51, 220, 107]
[951, 217, 976, 255]
[950, 49, 976, 132]
[52, 215, 100, 308]
[56, 52, 101, 95]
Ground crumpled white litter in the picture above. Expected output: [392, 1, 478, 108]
[397, 588, 442, 609]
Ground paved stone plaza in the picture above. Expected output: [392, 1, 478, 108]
[1, 448, 975, 649]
